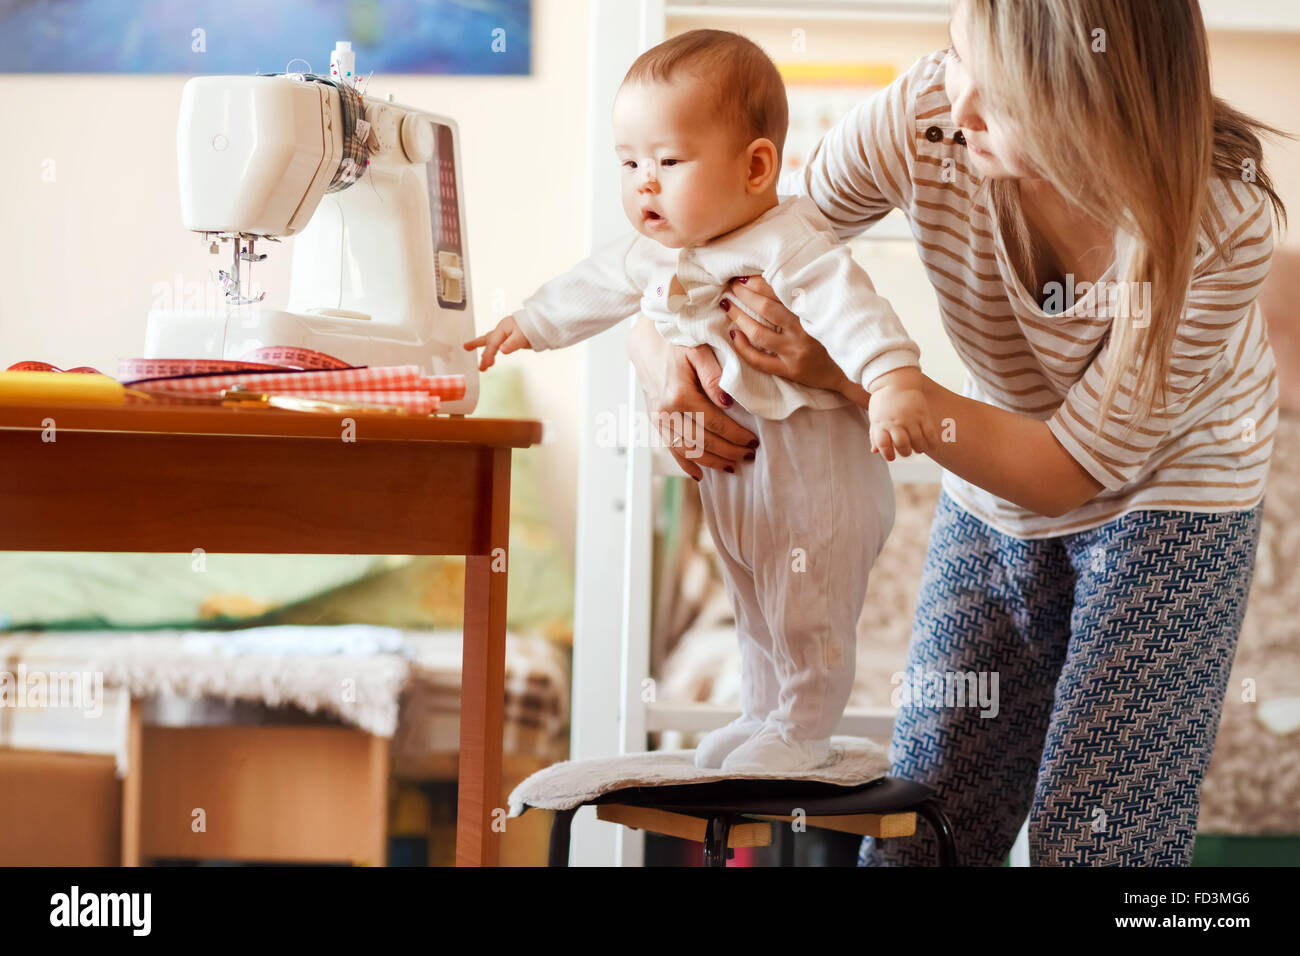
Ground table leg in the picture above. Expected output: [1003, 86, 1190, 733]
[121, 696, 142, 866]
[457, 447, 511, 866]
[363, 733, 390, 867]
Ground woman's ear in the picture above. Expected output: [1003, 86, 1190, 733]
[745, 137, 780, 194]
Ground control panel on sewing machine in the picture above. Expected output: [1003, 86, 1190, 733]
[144, 43, 479, 414]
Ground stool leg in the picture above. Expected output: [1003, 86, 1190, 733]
[917, 799, 958, 867]
[548, 807, 578, 867]
[703, 814, 733, 868]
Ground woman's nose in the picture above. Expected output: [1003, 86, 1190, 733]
[950, 85, 985, 133]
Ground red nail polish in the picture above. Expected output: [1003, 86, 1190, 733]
[738, 276, 749, 283]
[720, 299, 731, 312]
[724, 466, 734, 473]
[747, 439, 759, 449]
[729, 329, 736, 340]
[744, 452, 755, 461]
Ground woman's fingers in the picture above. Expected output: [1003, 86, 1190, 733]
[669, 448, 704, 482]
[728, 325, 784, 376]
[726, 276, 789, 331]
[724, 277, 851, 395]
[684, 343, 731, 410]
[725, 300, 782, 354]
[659, 402, 752, 464]
[679, 343, 757, 458]
[678, 444, 745, 473]
[655, 415, 704, 481]
[651, 402, 751, 473]
[698, 405, 758, 461]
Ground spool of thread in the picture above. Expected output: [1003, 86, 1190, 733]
[330, 41, 355, 87]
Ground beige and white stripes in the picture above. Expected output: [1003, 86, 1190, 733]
[782, 50, 1278, 538]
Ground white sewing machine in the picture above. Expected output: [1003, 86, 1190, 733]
[144, 45, 479, 414]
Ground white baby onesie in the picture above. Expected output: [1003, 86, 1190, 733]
[511, 196, 911, 773]
[510, 194, 920, 417]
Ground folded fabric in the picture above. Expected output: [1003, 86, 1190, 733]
[257, 389, 441, 412]
[11, 349, 467, 405]
[120, 365, 466, 402]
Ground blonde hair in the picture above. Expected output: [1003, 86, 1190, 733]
[960, 0, 1287, 430]
[622, 29, 788, 167]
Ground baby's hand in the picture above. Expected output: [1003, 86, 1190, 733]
[463, 315, 533, 371]
[866, 367, 938, 460]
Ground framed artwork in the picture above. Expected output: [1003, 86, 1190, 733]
[0, 0, 531, 75]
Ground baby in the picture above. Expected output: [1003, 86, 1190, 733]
[465, 29, 934, 774]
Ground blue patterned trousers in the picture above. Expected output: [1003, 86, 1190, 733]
[859, 491, 1262, 867]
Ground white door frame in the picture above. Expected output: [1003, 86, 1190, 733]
[567, 0, 665, 868]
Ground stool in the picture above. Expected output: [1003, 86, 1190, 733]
[538, 776, 957, 867]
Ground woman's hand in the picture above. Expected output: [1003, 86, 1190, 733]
[626, 314, 759, 481]
[722, 276, 866, 404]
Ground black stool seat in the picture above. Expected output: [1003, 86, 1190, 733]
[538, 775, 957, 866]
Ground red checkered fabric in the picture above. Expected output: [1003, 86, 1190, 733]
[123, 366, 466, 402]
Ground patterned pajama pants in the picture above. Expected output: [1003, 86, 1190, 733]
[859, 491, 1262, 867]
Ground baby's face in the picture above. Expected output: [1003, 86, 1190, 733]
[613, 78, 755, 249]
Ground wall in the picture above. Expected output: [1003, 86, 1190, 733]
[1, 0, 1297, 565]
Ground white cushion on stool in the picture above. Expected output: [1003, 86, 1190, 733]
[508, 736, 890, 815]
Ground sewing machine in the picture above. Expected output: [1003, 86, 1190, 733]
[144, 46, 479, 414]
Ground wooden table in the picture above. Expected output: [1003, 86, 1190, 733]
[0, 400, 543, 867]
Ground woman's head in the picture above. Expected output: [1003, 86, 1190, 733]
[946, 0, 1286, 426]
[946, 0, 1218, 191]
[613, 29, 787, 248]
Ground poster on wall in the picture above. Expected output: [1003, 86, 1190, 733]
[0, 0, 531, 75]
[776, 61, 897, 177]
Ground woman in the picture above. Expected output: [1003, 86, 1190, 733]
[628, 0, 1285, 865]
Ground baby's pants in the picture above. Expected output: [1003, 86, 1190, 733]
[696, 401, 894, 740]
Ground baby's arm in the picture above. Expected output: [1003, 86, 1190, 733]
[766, 232, 936, 457]
[463, 230, 645, 367]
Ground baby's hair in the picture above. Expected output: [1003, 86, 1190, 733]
[621, 29, 788, 166]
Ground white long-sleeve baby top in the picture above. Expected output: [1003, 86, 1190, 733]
[510, 194, 920, 420]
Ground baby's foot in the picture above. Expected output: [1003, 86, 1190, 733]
[693, 715, 764, 769]
[719, 720, 831, 774]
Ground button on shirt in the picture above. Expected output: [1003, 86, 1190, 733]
[510, 195, 921, 420]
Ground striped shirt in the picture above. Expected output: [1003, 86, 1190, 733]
[781, 49, 1279, 538]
